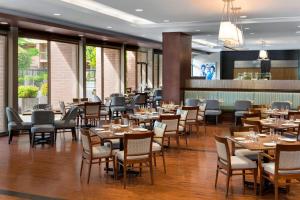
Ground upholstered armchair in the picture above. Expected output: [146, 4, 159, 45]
[54, 106, 78, 140]
[6, 107, 32, 144]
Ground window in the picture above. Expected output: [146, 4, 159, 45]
[153, 53, 162, 88]
[103, 48, 121, 98]
[18, 38, 48, 113]
[125, 50, 137, 91]
[50, 41, 78, 109]
[137, 51, 147, 90]
[0, 35, 6, 132]
[86, 46, 102, 98]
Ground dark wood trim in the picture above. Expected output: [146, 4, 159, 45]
[47, 40, 51, 104]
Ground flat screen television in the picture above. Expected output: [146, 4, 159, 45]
[191, 60, 217, 80]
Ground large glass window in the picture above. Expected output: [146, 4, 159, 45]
[50, 41, 78, 109]
[103, 48, 121, 99]
[18, 38, 48, 113]
[153, 53, 163, 88]
[0, 35, 6, 132]
[125, 50, 136, 91]
[86, 46, 102, 98]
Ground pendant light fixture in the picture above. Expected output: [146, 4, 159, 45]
[218, 0, 243, 47]
[258, 41, 269, 60]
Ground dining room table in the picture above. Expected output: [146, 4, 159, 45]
[227, 133, 300, 151]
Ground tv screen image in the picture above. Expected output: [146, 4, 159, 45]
[192, 60, 216, 80]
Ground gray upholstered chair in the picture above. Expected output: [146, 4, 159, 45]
[153, 89, 162, 102]
[31, 110, 55, 147]
[59, 101, 67, 117]
[134, 93, 147, 106]
[234, 100, 252, 126]
[271, 101, 291, 110]
[110, 93, 123, 97]
[185, 98, 200, 107]
[110, 96, 126, 118]
[54, 107, 78, 140]
[6, 107, 32, 144]
[205, 100, 222, 124]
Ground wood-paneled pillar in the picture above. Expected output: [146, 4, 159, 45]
[162, 32, 191, 104]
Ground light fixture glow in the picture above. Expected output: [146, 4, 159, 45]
[258, 41, 269, 60]
[240, 15, 247, 18]
[0, 22, 8, 25]
[135, 8, 143, 12]
[53, 13, 61, 16]
[107, 26, 112, 29]
[163, 19, 170, 23]
[195, 29, 201, 32]
[218, 0, 244, 47]
[60, 0, 155, 25]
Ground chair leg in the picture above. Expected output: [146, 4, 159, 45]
[123, 163, 127, 189]
[185, 133, 188, 147]
[8, 130, 13, 144]
[274, 177, 279, 200]
[87, 161, 92, 184]
[260, 172, 264, 195]
[139, 163, 142, 176]
[242, 170, 245, 192]
[176, 135, 180, 147]
[80, 158, 84, 176]
[226, 172, 231, 197]
[31, 133, 35, 148]
[214, 166, 219, 188]
[216, 116, 219, 124]
[149, 160, 154, 185]
[253, 169, 257, 195]
[71, 128, 77, 141]
[105, 158, 109, 173]
[162, 150, 166, 174]
[153, 153, 157, 167]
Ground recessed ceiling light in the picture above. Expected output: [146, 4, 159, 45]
[207, 34, 211, 37]
[53, 13, 61, 16]
[163, 19, 170, 23]
[141, 34, 146, 37]
[250, 32, 255, 35]
[135, 8, 143, 12]
[195, 29, 201, 32]
[78, 34, 84, 37]
[297, 25, 300, 28]
[244, 27, 250, 30]
[0, 22, 8, 25]
[103, 38, 108, 41]
[296, 31, 300, 34]
[240, 15, 247, 19]
[60, 0, 154, 25]
[107, 26, 112, 29]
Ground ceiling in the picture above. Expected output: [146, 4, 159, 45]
[0, 0, 300, 52]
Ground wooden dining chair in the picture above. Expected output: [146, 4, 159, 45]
[83, 102, 101, 127]
[159, 114, 180, 147]
[152, 121, 167, 173]
[288, 111, 300, 120]
[182, 106, 199, 134]
[244, 110, 261, 120]
[215, 135, 257, 197]
[259, 144, 300, 200]
[230, 126, 261, 160]
[176, 109, 189, 146]
[80, 128, 116, 184]
[115, 132, 154, 188]
[241, 118, 264, 133]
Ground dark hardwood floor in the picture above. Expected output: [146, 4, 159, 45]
[0, 123, 299, 200]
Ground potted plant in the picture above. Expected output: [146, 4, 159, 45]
[18, 85, 39, 113]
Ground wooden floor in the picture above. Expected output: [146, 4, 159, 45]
[0, 123, 300, 200]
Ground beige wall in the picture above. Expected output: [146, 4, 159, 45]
[50, 41, 78, 109]
[0, 36, 6, 132]
[103, 48, 121, 98]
